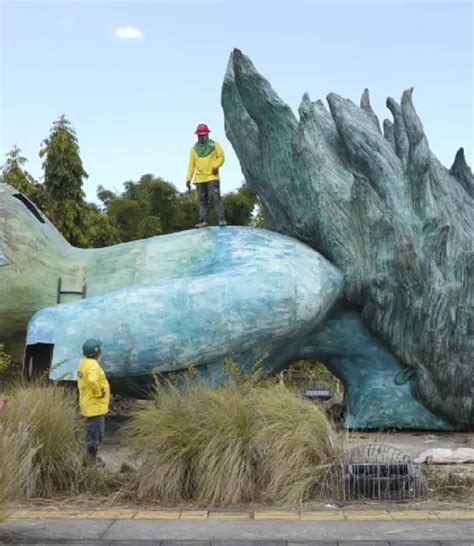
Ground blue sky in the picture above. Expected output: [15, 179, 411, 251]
[1, 0, 472, 202]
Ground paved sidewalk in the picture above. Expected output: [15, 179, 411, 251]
[1, 515, 473, 544]
[1, 536, 474, 545]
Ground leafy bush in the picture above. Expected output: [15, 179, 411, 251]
[0, 344, 22, 389]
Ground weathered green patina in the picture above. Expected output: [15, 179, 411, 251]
[221, 49, 474, 430]
[0, 182, 457, 429]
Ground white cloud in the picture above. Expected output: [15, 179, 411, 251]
[115, 27, 144, 40]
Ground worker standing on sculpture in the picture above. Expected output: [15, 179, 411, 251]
[77, 339, 110, 463]
[186, 123, 227, 227]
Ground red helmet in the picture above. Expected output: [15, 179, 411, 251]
[195, 123, 211, 135]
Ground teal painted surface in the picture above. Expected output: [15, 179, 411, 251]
[27, 226, 344, 383]
[222, 50, 473, 429]
[0, 182, 456, 429]
[26, 226, 452, 429]
[300, 308, 452, 430]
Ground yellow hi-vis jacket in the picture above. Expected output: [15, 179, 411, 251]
[187, 141, 225, 183]
[77, 357, 110, 418]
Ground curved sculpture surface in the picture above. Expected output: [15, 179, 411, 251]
[0, 182, 453, 429]
[222, 49, 473, 429]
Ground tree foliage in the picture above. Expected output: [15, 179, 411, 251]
[1, 145, 36, 194]
[3, 115, 259, 249]
[39, 115, 89, 246]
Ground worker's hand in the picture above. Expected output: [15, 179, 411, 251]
[212, 167, 219, 176]
[186, 180, 191, 192]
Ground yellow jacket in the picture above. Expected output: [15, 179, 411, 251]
[77, 357, 110, 418]
[187, 141, 225, 183]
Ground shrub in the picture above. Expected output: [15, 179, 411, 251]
[0, 344, 22, 389]
[252, 384, 336, 504]
[0, 383, 104, 498]
[0, 420, 35, 523]
[124, 381, 257, 504]
[125, 372, 337, 506]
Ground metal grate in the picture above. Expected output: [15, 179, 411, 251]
[301, 381, 333, 401]
[321, 443, 427, 502]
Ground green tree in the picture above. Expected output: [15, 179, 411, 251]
[100, 175, 182, 241]
[106, 198, 152, 242]
[143, 176, 179, 234]
[216, 183, 256, 226]
[97, 185, 117, 207]
[174, 190, 200, 231]
[83, 203, 121, 248]
[39, 115, 89, 246]
[1, 145, 37, 194]
[1, 145, 54, 220]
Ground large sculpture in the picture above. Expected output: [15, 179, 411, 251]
[222, 49, 473, 430]
[1, 50, 471, 430]
[0, 182, 457, 429]
[0, 184, 452, 429]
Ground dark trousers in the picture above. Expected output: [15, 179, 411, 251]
[196, 180, 225, 223]
[85, 415, 105, 457]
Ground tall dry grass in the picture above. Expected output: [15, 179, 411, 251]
[124, 381, 257, 504]
[253, 384, 336, 504]
[0, 421, 35, 523]
[125, 374, 337, 506]
[0, 383, 107, 500]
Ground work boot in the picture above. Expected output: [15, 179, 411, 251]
[195, 222, 208, 228]
[86, 445, 97, 463]
[218, 219, 227, 227]
[95, 456, 106, 468]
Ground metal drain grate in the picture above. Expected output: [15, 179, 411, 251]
[321, 443, 427, 501]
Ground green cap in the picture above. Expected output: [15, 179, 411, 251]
[82, 339, 102, 358]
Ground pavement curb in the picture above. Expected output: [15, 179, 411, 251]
[6, 510, 474, 521]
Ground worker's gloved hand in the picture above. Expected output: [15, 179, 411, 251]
[186, 180, 191, 192]
[212, 167, 219, 176]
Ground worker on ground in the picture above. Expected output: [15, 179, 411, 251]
[186, 123, 227, 228]
[77, 339, 110, 463]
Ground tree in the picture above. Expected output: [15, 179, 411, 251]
[1, 145, 53, 219]
[98, 176, 256, 242]
[39, 115, 89, 246]
[218, 184, 256, 226]
[142, 176, 179, 234]
[106, 198, 153, 242]
[1, 145, 37, 195]
[100, 175, 181, 241]
[82, 203, 121, 248]
[174, 191, 199, 231]
[97, 185, 117, 208]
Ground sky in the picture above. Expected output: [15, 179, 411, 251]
[1, 0, 473, 202]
